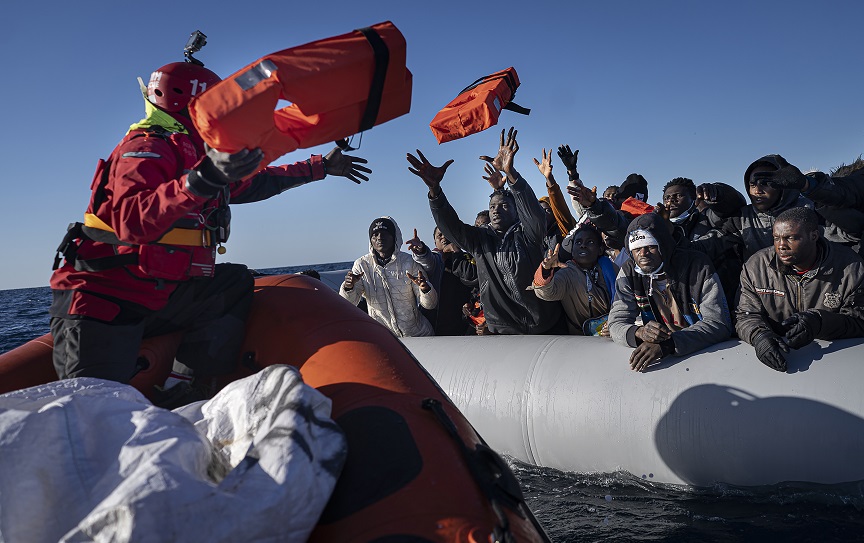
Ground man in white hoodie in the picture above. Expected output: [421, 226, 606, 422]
[340, 216, 438, 336]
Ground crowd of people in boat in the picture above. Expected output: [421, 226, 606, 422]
[341, 127, 864, 373]
[47, 50, 864, 408]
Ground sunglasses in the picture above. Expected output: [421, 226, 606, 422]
[747, 178, 780, 190]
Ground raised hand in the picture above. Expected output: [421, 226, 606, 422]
[557, 144, 579, 179]
[406, 270, 430, 293]
[482, 163, 506, 191]
[407, 149, 453, 196]
[404, 228, 427, 254]
[479, 127, 519, 179]
[566, 183, 597, 207]
[696, 183, 719, 204]
[343, 271, 364, 291]
[324, 147, 372, 184]
[542, 243, 567, 270]
[533, 148, 555, 180]
[753, 164, 807, 190]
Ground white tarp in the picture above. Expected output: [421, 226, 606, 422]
[0, 365, 347, 543]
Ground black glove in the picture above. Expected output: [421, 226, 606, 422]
[781, 310, 822, 349]
[556, 144, 579, 180]
[752, 330, 789, 372]
[187, 146, 264, 197]
[753, 164, 807, 190]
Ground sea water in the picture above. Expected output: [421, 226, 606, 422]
[2, 263, 862, 542]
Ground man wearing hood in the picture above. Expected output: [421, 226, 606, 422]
[340, 217, 438, 337]
[608, 213, 733, 371]
[406, 128, 562, 335]
[749, 156, 864, 254]
[692, 155, 813, 261]
[736, 207, 864, 372]
[688, 155, 816, 310]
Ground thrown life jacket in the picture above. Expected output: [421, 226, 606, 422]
[189, 21, 412, 169]
[429, 67, 530, 144]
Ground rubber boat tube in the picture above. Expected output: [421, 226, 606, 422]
[401, 335, 864, 487]
[0, 275, 550, 542]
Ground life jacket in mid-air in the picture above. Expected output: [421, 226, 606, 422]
[429, 67, 530, 144]
[189, 21, 412, 169]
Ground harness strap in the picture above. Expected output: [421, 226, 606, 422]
[336, 26, 390, 151]
[84, 213, 211, 247]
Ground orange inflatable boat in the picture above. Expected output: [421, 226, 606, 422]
[189, 21, 412, 169]
[0, 274, 549, 542]
[429, 67, 529, 144]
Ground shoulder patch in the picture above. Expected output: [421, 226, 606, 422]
[121, 151, 163, 159]
[823, 291, 842, 309]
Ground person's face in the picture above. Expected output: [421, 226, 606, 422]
[371, 229, 395, 258]
[632, 244, 663, 273]
[662, 185, 694, 218]
[434, 228, 456, 253]
[748, 165, 782, 212]
[773, 220, 819, 269]
[475, 213, 490, 227]
[602, 187, 617, 200]
[571, 230, 603, 269]
[489, 194, 517, 233]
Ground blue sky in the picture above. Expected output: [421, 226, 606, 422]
[1, 1, 862, 290]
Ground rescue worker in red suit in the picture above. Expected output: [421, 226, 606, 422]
[50, 60, 371, 403]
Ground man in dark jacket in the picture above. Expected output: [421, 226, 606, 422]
[736, 207, 864, 372]
[662, 177, 745, 308]
[406, 128, 562, 334]
[406, 226, 478, 335]
[609, 212, 732, 371]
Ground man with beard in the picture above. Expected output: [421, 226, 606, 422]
[609, 213, 732, 371]
[736, 207, 864, 372]
[406, 127, 562, 334]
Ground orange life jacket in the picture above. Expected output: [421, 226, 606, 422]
[429, 67, 530, 144]
[620, 197, 655, 217]
[189, 21, 412, 169]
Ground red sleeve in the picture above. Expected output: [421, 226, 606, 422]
[99, 136, 207, 244]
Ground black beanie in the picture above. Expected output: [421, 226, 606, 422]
[369, 217, 396, 240]
[615, 174, 649, 206]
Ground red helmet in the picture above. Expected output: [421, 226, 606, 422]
[147, 62, 221, 112]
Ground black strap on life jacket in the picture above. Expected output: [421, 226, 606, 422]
[457, 70, 531, 116]
[54, 130, 191, 272]
[53, 222, 138, 271]
[336, 26, 390, 151]
[421, 397, 552, 543]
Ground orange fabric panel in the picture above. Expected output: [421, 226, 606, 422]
[430, 67, 521, 144]
[189, 21, 412, 168]
[620, 197, 655, 217]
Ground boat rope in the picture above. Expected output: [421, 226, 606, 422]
[421, 398, 552, 543]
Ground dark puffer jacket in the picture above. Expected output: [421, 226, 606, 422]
[609, 213, 733, 356]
